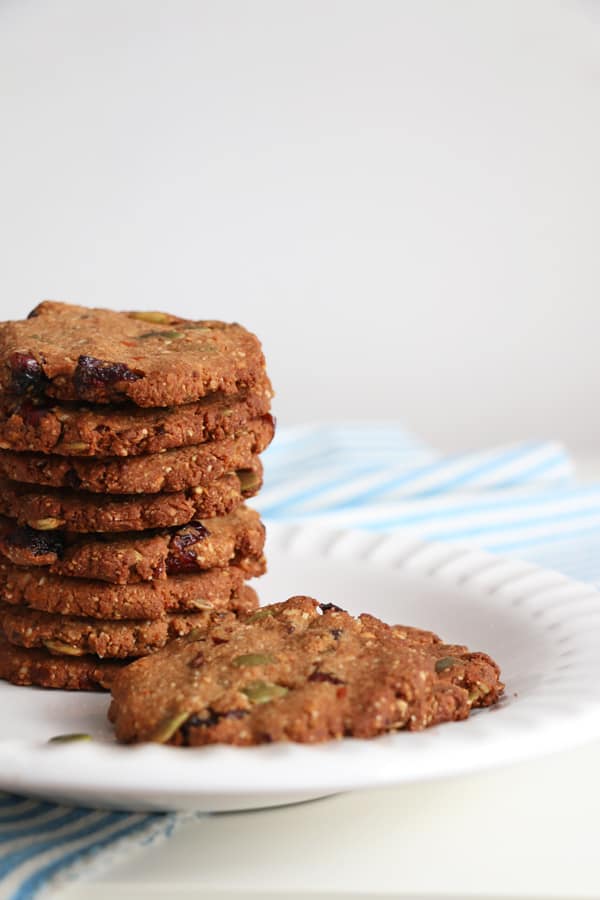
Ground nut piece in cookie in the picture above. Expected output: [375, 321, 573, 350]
[108, 597, 504, 746]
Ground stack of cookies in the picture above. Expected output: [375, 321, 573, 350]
[0, 301, 274, 690]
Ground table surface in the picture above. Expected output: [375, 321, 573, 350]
[59, 458, 600, 900]
[59, 739, 600, 900]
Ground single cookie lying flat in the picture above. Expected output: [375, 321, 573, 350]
[1, 586, 257, 658]
[0, 301, 267, 407]
[0, 506, 265, 584]
[0, 460, 262, 532]
[0, 382, 273, 457]
[0, 415, 273, 494]
[0, 561, 260, 619]
[0, 633, 122, 690]
[109, 597, 504, 745]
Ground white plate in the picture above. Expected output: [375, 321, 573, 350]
[1, 522, 600, 812]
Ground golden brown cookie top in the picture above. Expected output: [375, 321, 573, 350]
[0, 301, 267, 407]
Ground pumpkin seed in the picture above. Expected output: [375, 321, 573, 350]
[242, 681, 288, 704]
[150, 710, 190, 744]
[232, 653, 276, 667]
[247, 608, 275, 623]
[48, 733, 91, 743]
[187, 599, 214, 610]
[32, 518, 65, 530]
[43, 639, 86, 656]
[237, 470, 261, 492]
[129, 311, 171, 324]
[139, 330, 184, 340]
[435, 656, 461, 673]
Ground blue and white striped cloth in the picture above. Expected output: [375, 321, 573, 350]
[2, 423, 600, 899]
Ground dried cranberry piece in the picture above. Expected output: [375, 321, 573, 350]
[308, 670, 345, 685]
[10, 352, 46, 395]
[165, 523, 210, 575]
[186, 710, 220, 728]
[319, 602, 344, 614]
[63, 469, 82, 489]
[19, 399, 50, 426]
[185, 708, 249, 730]
[6, 525, 64, 558]
[73, 355, 143, 395]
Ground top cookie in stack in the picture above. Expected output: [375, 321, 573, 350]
[0, 301, 274, 691]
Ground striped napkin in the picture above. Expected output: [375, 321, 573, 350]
[2, 423, 599, 899]
[257, 425, 600, 576]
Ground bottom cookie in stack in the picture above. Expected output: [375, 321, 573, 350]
[0, 634, 123, 691]
[0, 506, 265, 691]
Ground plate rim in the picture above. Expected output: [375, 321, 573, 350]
[2, 521, 600, 807]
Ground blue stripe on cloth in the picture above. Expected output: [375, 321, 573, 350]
[260, 485, 600, 530]
[0, 796, 26, 809]
[488, 524, 600, 559]
[492, 453, 571, 486]
[410, 448, 570, 499]
[258, 426, 599, 577]
[259, 464, 382, 516]
[0, 812, 125, 878]
[289, 445, 568, 512]
[0, 804, 58, 828]
[0, 809, 99, 843]
[1, 423, 596, 900]
[425, 505, 600, 543]
[9, 816, 172, 900]
[260, 433, 574, 514]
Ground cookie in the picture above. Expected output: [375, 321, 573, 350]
[0, 506, 265, 584]
[0, 460, 263, 532]
[1, 586, 258, 658]
[390, 623, 502, 708]
[0, 561, 260, 619]
[1, 301, 267, 407]
[0, 381, 273, 457]
[0, 414, 274, 494]
[108, 597, 504, 745]
[0, 633, 122, 691]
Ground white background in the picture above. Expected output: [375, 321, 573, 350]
[0, 0, 598, 452]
